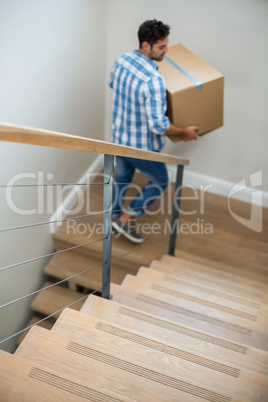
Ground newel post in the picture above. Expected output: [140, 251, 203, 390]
[168, 164, 184, 256]
[102, 154, 114, 299]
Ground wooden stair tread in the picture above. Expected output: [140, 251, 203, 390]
[136, 267, 267, 318]
[174, 249, 268, 282]
[109, 283, 268, 351]
[159, 255, 268, 293]
[17, 316, 54, 345]
[44, 249, 127, 290]
[121, 275, 267, 333]
[50, 307, 268, 401]
[15, 325, 207, 402]
[53, 309, 244, 384]
[151, 260, 268, 302]
[53, 220, 169, 270]
[173, 222, 268, 276]
[81, 295, 268, 376]
[0, 350, 130, 402]
[54, 238, 141, 279]
[175, 233, 268, 280]
[31, 281, 85, 318]
[54, 307, 250, 374]
[118, 275, 268, 338]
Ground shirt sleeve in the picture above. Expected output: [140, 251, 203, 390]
[143, 75, 170, 135]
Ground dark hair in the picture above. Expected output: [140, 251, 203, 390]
[138, 19, 170, 48]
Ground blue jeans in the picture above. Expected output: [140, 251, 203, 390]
[112, 156, 169, 219]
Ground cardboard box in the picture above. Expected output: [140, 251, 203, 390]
[158, 44, 224, 142]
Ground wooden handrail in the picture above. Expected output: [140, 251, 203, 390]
[0, 122, 189, 166]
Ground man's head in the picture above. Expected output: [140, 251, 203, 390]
[138, 19, 170, 61]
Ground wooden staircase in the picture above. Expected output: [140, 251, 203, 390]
[22, 172, 173, 332]
[21, 170, 267, 330]
[1, 254, 268, 401]
[2, 116, 268, 401]
[2, 169, 268, 400]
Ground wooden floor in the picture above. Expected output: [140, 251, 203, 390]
[1, 172, 268, 400]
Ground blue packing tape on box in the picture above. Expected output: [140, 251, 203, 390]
[164, 54, 203, 93]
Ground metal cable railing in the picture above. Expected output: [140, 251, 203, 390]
[0, 234, 171, 346]
[0, 291, 96, 346]
[0, 211, 107, 233]
[0, 236, 105, 273]
[0, 264, 142, 347]
[0, 181, 107, 187]
[0, 200, 174, 347]
[0, 227, 169, 312]
[0, 122, 188, 348]
[0, 261, 105, 310]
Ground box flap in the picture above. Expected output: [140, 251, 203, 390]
[158, 44, 223, 94]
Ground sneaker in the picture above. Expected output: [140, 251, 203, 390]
[112, 219, 144, 244]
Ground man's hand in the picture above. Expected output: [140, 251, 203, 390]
[165, 123, 199, 141]
[181, 126, 199, 141]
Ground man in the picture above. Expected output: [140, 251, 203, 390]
[109, 19, 198, 243]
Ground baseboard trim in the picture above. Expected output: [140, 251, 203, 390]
[168, 165, 268, 208]
[49, 154, 104, 233]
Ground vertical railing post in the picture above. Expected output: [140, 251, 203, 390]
[102, 154, 114, 299]
[168, 164, 184, 256]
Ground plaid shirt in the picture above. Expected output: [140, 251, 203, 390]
[109, 50, 170, 151]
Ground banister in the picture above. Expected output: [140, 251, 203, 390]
[0, 120, 186, 303]
[0, 122, 189, 166]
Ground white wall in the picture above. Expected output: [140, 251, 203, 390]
[0, 0, 107, 352]
[105, 0, 268, 191]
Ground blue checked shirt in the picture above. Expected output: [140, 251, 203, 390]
[109, 50, 170, 151]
